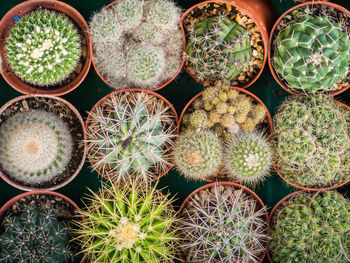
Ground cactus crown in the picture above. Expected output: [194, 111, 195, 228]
[0, 206, 72, 263]
[270, 191, 350, 263]
[0, 110, 73, 185]
[273, 14, 350, 93]
[5, 10, 81, 86]
[73, 182, 179, 263]
[86, 91, 176, 182]
[179, 184, 269, 263]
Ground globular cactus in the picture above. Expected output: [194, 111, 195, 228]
[0, 110, 73, 185]
[189, 109, 208, 129]
[186, 15, 252, 84]
[173, 130, 222, 180]
[73, 182, 179, 263]
[134, 22, 163, 44]
[114, 0, 143, 29]
[273, 96, 350, 188]
[0, 207, 72, 263]
[179, 184, 269, 263]
[86, 91, 176, 182]
[5, 10, 81, 86]
[270, 191, 350, 263]
[273, 14, 350, 93]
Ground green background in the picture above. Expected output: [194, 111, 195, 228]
[0, 0, 349, 262]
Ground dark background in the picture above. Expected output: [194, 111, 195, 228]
[0, 0, 349, 262]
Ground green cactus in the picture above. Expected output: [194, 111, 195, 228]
[186, 15, 252, 83]
[73, 182, 179, 263]
[189, 110, 208, 129]
[5, 10, 81, 86]
[114, 0, 143, 29]
[270, 191, 350, 263]
[273, 14, 350, 93]
[179, 184, 269, 263]
[0, 207, 72, 263]
[0, 110, 73, 186]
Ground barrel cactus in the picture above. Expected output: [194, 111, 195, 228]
[73, 182, 179, 263]
[0, 207, 72, 263]
[273, 14, 350, 93]
[5, 10, 81, 86]
[270, 191, 350, 263]
[186, 15, 252, 84]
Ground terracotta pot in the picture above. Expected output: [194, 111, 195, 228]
[0, 94, 86, 191]
[85, 88, 179, 182]
[268, 1, 350, 96]
[90, 0, 185, 92]
[178, 181, 269, 263]
[0, 0, 91, 96]
[181, 0, 277, 89]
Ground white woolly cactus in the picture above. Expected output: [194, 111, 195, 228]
[0, 110, 73, 185]
[115, 0, 143, 29]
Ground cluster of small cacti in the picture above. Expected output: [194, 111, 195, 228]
[270, 191, 350, 263]
[0, 206, 73, 263]
[89, 0, 183, 89]
[179, 184, 269, 263]
[273, 96, 350, 188]
[86, 91, 176, 182]
[5, 10, 81, 86]
[0, 110, 73, 185]
[73, 182, 179, 262]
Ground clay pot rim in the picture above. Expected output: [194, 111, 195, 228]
[178, 181, 269, 263]
[90, 0, 185, 92]
[85, 88, 179, 182]
[0, 94, 87, 192]
[0, 0, 92, 96]
[180, 0, 268, 89]
[268, 1, 350, 97]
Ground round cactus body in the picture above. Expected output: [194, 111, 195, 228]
[134, 22, 163, 44]
[114, 0, 143, 29]
[189, 110, 208, 129]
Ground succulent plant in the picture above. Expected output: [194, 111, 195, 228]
[73, 182, 179, 263]
[86, 91, 176, 182]
[273, 14, 350, 93]
[186, 15, 252, 84]
[115, 0, 143, 29]
[0, 206, 72, 263]
[270, 191, 350, 263]
[179, 184, 269, 263]
[273, 96, 350, 188]
[0, 110, 73, 185]
[5, 10, 81, 86]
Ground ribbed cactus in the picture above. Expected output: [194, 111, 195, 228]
[273, 96, 350, 188]
[273, 14, 350, 93]
[270, 191, 350, 263]
[0, 110, 73, 185]
[86, 91, 176, 182]
[179, 184, 269, 263]
[0, 207, 72, 263]
[5, 10, 81, 86]
[186, 15, 252, 83]
[73, 182, 179, 263]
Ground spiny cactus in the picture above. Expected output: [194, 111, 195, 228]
[273, 14, 350, 93]
[114, 0, 143, 29]
[173, 130, 222, 180]
[270, 191, 350, 263]
[186, 15, 252, 84]
[179, 184, 269, 263]
[73, 182, 179, 263]
[86, 91, 176, 182]
[223, 132, 272, 185]
[0, 206, 72, 263]
[0, 110, 73, 185]
[273, 96, 350, 188]
[5, 10, 81, 86]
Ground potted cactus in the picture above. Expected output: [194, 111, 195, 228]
[89, 0, 184, 91]
[85, 89, 178, 182]
[73, 182, 180, 262]
[269, 1, 350, 95]
[179, 182, 269, 263]
[269, 190, 350, 263]
[273, 96, 350, 190]
[0, 95, 86, 191]
[0, 0, 91, 95]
